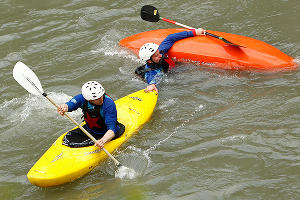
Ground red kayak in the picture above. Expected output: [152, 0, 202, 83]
[119, 28, 297, 71]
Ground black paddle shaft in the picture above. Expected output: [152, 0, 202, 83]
[205, 32, 244, 47]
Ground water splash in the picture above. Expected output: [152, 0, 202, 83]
[0, 92, 81, 124]
[115, 166, 138, 179]
[0, 95, 39, 123]
[90, 29, 141, 63]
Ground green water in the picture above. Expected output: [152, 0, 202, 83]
[0, 0, 299, 199]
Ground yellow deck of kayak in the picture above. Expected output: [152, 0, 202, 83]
[27, 89, 158, 187]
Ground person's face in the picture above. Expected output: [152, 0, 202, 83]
[89, 95, 104, 106]
[150, 49, 162, 64]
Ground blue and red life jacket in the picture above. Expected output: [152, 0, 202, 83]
[83, 100, 107, 132]
[82, 94, 115, 132]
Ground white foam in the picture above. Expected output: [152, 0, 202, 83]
[219, 134, 248, 145]
[91, 47, 140, 63]
[294, 58, 300, 66]
[196, 104, 204, 112]
[0, 92, 81, 124]
[115, 166, 138, 179]
[158, 98, 176, 109]
[90, 29, 141, 63]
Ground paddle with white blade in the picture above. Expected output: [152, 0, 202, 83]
[13, 61, 136, 179]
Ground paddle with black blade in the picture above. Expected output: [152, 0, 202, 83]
[141, 5, 244, 48]
[13, 61, 136, 179]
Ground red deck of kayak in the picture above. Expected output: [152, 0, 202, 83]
[119, 28, 297, 71]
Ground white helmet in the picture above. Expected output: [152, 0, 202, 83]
[82, 81, 105, 101]
[139, 43, 159, 62]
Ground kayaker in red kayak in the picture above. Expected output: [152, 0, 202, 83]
[57, 81, 124, 148]
[135, 28, 206, 93]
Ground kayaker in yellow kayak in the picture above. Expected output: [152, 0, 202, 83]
[57, 81, 124, 149]
[135, 28, 206, 93]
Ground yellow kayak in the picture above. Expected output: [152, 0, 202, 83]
[27, 89, 158, 187]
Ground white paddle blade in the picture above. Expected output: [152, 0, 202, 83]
[13, 61, 44, 95]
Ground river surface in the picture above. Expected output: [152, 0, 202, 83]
[1, 0, 300, 199]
